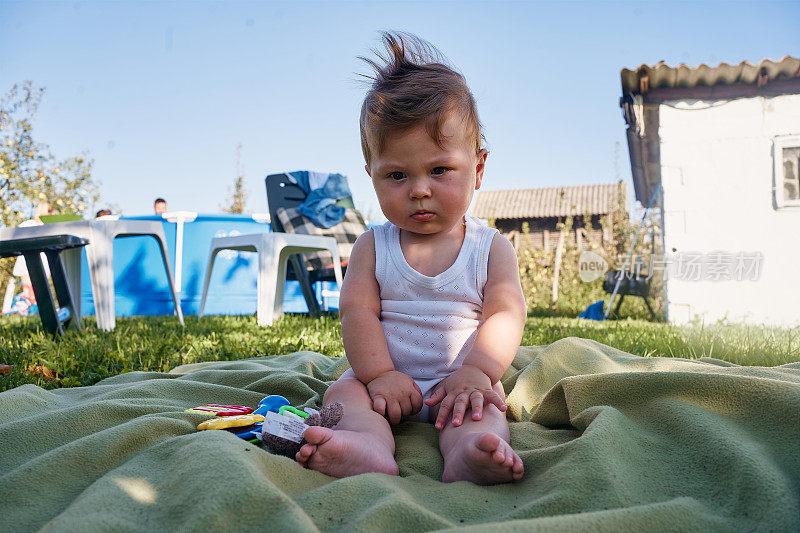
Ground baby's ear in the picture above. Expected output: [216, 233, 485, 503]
[474, 149, 488, 190]
[364, 164, 371, 178]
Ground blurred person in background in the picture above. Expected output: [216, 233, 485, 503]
[154, 198, 167, 215]
[2, 201, 55, 316]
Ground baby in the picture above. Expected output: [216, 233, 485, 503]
[296, 32, 526, 485]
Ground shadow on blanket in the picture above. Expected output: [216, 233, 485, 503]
[1, 337, 798, 532]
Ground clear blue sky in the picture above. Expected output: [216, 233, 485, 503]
[2, 1, 798, 220]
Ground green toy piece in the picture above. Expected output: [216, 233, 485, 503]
[278, 405, 309, 419]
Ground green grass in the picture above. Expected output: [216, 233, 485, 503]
[1, 313, 798, 393]
[520, 317, 799, 367]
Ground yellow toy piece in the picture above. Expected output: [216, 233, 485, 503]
[197, 414, 265, 431]
[186, 408, 218, 416]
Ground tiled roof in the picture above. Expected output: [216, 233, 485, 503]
[470, 183, 625, 220]
[621, 55, 800, 94]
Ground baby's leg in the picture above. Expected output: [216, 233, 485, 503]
[432, 381, 524, 485]
[296, 369, 399, 478]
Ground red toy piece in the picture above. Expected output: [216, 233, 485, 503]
[185, 404, 254, 416]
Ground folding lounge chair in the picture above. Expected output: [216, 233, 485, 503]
[602, 270, 656, 320]
[265, 172, 366, 316]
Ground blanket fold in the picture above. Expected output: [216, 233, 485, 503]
[1, 338, 798, 532]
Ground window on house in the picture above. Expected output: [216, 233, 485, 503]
[774, 136, 800, 208]
[783, 147, 800, 201]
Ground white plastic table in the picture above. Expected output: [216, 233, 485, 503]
[0, 220, 184, 331]
[198, 233, 342, 326]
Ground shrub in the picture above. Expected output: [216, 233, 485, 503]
[511, 206, 665, 320]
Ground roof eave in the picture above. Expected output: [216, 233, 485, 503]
[639, 77, 800, 103]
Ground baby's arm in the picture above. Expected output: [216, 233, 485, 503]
[462, 234, 527, 383]
[339, 230, 423, 424]
[426, 234, 526, 428]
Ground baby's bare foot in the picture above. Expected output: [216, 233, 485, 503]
[442, 433, 524, 485]
[295, 426, 399, 478]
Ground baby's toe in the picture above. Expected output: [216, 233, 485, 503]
[492, 448, 506, 464]
[303, 426, 333, 445]
[512, 456, 524, 477]
[476, 433, 501, 454]
[297, 443, 316, 462]
[503, 454, 514, 468]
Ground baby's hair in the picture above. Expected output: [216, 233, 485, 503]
[358, 31, 485, 169]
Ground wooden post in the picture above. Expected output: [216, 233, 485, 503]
[551, 231, 565, 312]
[505, 230, 520, 250]
[544, 229, 550, 252]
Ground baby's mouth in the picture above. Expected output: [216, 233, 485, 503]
[411, 210, 435, 221]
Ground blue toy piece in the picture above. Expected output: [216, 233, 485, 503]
[231, 422, 263, 442]
[253, 395, 291, 417]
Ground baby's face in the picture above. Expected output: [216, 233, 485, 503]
[366, 111, 487, 238]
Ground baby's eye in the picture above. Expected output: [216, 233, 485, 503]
[431, 167, 448, 175]
[388, 171, 405, 181]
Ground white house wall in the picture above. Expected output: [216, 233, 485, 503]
[658, 94, 800, 326]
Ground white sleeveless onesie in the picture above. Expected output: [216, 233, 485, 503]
[372, 215, 498, 422]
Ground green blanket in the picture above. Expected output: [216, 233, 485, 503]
[1, 338, 798, 532]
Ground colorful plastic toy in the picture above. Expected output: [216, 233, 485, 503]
[186, 404, 254, 417]
[197, 413, 265, 431]
[193, 396, 312, 443]
[278, 405, 309, 419]
[225, 396, 291, 442]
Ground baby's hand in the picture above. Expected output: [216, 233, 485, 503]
[366, 370, 424, 425]
[425, 365, 507, 429]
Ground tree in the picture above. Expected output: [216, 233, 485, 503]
[221, 143, 248, 213]
[1, 82, 99, 228]
[221, 176, 249, 214]
[1, 82, 101, 290]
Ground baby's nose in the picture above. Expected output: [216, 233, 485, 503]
[409, 180, 431, 199]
